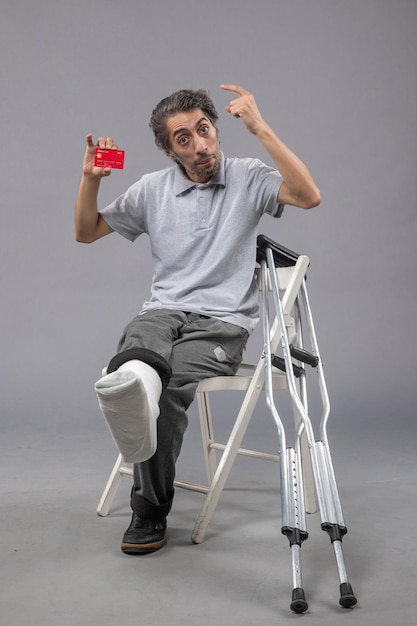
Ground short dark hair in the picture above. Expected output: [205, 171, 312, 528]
[149, 89, 219, 152]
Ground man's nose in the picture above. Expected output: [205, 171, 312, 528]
[196, 135, 208, 151]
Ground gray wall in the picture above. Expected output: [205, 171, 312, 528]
[1, 0, 416, 439]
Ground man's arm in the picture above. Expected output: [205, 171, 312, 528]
[74, 134, 115, 243]
[220, 84, 321, 209]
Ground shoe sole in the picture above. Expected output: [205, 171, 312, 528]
[121, 531, 167, 555]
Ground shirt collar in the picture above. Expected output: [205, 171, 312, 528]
[174, 152, 226, 196]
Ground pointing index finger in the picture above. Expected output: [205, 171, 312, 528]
[220, 84, 249, 96]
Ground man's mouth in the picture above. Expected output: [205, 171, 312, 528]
[196, 156, 214, 166]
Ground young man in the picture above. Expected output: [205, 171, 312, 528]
[75, 84, 320, 555]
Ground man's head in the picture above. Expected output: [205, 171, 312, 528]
[150, 89, 219, 151]
[149, 89, 221, 183]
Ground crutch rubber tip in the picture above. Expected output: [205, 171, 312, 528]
[339, 582, 357, 608]
[290, 588, 308, 613]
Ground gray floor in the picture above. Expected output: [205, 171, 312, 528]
[1, 401, 416, 626]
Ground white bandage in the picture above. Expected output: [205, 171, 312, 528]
[95, 360, 162, 463]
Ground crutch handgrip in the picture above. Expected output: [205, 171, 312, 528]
[271, 355, 304, 378]
[290, 345, 319, 368]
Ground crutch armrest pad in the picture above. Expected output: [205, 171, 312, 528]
[256, 234, 300, 267]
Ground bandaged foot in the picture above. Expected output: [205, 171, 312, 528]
[95, 360, 162, 463]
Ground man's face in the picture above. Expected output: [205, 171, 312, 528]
[164, 109, 220, 183]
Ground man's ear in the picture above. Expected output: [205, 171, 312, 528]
[164, 150, 174, 160]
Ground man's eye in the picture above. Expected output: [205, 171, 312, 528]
[178, 136, 188, 144]
[200, 125, 209, 134]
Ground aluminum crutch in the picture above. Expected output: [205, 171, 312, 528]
[260, 256, 309, 613]
[297, 278, 357, 609]
[259, 235, 357, 611]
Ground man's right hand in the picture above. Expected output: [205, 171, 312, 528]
[75, 134, 116, 243]
[82, 133, 118, 178]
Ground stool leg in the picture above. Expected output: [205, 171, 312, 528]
[96, 454, 126, 516]
[196, 389, 218, 486]
[191, 370, 265, 543]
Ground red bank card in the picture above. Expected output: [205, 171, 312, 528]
[94, 148, 125, 169]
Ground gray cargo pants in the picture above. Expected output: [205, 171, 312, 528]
[112, 309, 249, 521]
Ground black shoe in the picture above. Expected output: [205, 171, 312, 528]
[121, 513, 167, 555]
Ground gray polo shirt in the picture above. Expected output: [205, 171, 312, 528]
[99, 152, 283, 333]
